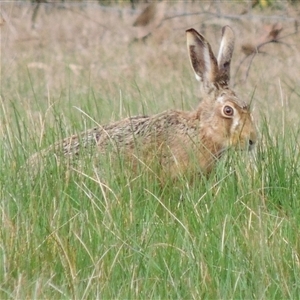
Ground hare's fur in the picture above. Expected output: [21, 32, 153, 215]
[29, 26, 257, 178]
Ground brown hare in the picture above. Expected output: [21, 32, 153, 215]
[29, 26, 257, 179]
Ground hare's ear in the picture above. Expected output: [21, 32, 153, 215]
[186, 28, 218, 91]
[217, 26, 235, 86]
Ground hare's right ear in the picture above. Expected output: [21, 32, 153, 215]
[186, 28, 218, 92]
[217, 25, 235, 86]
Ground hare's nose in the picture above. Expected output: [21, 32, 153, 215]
[248, 139, 255, 151]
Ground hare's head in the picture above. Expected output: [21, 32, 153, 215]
[186, 26, 257, 152]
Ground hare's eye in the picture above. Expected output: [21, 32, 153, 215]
[223, 105, 234, 117]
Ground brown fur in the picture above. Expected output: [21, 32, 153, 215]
[28, 26, 257, 179]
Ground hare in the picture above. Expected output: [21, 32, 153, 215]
[29, 26, 257, 178]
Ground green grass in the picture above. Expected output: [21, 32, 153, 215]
[2, 95, 300, 299]
[2, 2, 300, 298]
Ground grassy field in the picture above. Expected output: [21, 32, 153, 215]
[1, 1, 300, 299]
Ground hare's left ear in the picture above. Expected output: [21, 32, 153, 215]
[217, 26, 235, 86]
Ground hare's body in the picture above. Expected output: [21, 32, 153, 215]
[29, 26, 257, 177]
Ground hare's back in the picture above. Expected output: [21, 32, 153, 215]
[98, 110, 197, 148]
[55, 110, 197, 158]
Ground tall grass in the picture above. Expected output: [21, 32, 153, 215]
[1, 2, 300, 299]
[2, 87, 300, 299]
